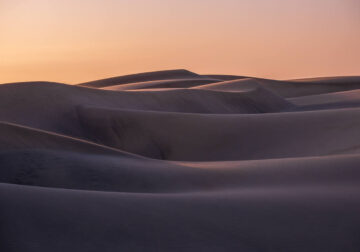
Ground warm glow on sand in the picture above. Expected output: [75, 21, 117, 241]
[1, 0, 359, 83]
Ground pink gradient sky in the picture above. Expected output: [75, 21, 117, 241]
[1, 0, 359, 83]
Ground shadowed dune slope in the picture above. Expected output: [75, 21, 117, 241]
[78, 69, 207, 88]
[0, 121, 129, 156]
[0, 82, 293, 138]
[195, 77, 360, 98]
[288, 89, 360, 112]
[1, 149, 360, 192]
[289, 76, 360, 83]
[1, 182, 360, 252]
[78, 107, 360, 161]
[255, 77, 360, 97]
[290, 88, 360, 106]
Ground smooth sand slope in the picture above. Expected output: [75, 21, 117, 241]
[2, 182, 360, 252]
[0, 121, 129, 155]
[78, 69, 210, 88]
[1, 149, 360, 192]
[1, 69, 360, 252]
[102, 78, 219, 91]
[194, 76, 360, 98]
[289, 88, 360, 110]
[0, 81, 293, 138]
[78, 107, 360, 160]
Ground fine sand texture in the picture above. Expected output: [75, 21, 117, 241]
[1, 69, 360, 252]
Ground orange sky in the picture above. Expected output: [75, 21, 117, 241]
[1, 0, 359, 84]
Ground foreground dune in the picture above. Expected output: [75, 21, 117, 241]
[2, 182, 360, 252]
[1, 69, 360, 251]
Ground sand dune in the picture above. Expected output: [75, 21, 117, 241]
[0, 121, 136, 157]
[290, 76, 360, 83]
[192, 78, 260, 92]
[194, 76, 360, 98]
[1, 149, 360, 192]
[1, 183, 360, 251]
[78, 107, 360, 160]
[290, 88, 360, 105]
[204, 74, 248, 80]
[78, 69, 208, 88]
[102, 78, 219, 91]
[1, 70, 360, 251]
[285, 89, 360, 113]
[0, 82, 292, 138]
[79, 70, 360, 97]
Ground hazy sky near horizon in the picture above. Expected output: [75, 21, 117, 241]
[1, 0, 359, 83]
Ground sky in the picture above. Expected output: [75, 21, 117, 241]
[0, 0, 359, 84]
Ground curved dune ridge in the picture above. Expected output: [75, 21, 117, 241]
[78, 69, 206, 88]
[1, 69, 360, 251]
[193, 76, 360, 98]
[102, 78, 220, 91]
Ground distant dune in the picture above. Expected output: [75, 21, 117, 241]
[1, 69, 360, 251]
[78, 69, 205, 88]
[102, 78, 220, 91]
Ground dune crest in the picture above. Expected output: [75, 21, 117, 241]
[78, 69, 206, 88]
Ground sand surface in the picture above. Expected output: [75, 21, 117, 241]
[1, 69, 360, 251]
